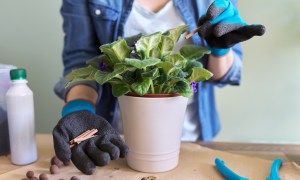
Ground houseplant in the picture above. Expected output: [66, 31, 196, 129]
[65, 25, 213, 172]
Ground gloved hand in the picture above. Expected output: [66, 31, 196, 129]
[52, 99, 128, 175]
[198, 0, 265, 56]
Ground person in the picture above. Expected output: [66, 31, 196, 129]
[53, 0, 265, 174]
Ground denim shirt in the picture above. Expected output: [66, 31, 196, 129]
[55, 0, 243, 141]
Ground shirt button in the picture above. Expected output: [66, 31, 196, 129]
[95, 9, 101, 15]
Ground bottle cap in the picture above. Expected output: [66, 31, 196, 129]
[10, 69, 27, 81]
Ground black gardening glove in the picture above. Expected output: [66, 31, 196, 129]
[52, 99, 128, 175]
[198, 0, 265, 56]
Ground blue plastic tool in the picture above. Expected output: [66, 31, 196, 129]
[266, 159, 283, 180]
[215, 158, 249, 180]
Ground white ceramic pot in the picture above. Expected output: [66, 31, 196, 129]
[118, 94, 188, 173]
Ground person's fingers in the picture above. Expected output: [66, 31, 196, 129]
[224, 25, 266, 45]
[52, 126, 71, 164]
[206, 24, 266, 48]
[210, 6, 236, 24]
[71, 147, 96, 175]
[110, 137, 129, 158]
[214, 23, 244, 37]
[85, 141, 111, 166]
[242, 24, 266, 36]
[197, 21, 214, 38]
[97, 143, 120, 160]
[198, 15, 207, 26]
[206, 0, 230, 20]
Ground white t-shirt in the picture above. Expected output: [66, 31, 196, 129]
[112, 1, 201, 141]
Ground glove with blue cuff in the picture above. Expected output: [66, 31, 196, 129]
[52, 99, 128, 175]
[198, 0, 265, 56]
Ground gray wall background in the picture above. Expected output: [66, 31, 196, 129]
[1, 1, 299, 143]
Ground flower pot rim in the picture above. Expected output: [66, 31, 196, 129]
[125, 92, 181, 98]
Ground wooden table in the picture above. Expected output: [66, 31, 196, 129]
[200, 141, 300, 165]
[1, 134, 300, 179]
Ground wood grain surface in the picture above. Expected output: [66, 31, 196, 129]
[1, 134, 300, 180]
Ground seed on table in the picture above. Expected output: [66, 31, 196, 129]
[50, 164, 59, 174]
[31, 177, 39, 180]
[39, 173, 48, 180]
[141, 176, 156, 180]
[51, 156, 63, 167]
[148, 176, 156, 180]
[26, 171, 34, 178]
[71, 176, 80, 180]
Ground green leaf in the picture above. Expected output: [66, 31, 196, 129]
[184, 61, 203, 75]
[114, 63, 136, 72]
[174, 81, 193, 98]
[159, 36, 174, 57]
[185, 61, 203, 69]
[163, 25, 189, 43]
[188, 67, 213, 82]
[122, 71, 136, 84]
[149, 47, 161, 58]
[64, 65, 97, 81]
[65, 71, 96, 88]
[173, 69, 189, 78]
[107, 78, 124, 85]
[124, 33, 142, 46]
[180, 45, 211, 61]
[154, 72, 168, 85]
[125, 58, 161, 69]
[134, 69, 144, 83]
[94, 66, 126, 85]
[100, 39, 132, 63]
[167, 54, 187, 68]
[86, 54, 113, 68]
[135, 32, 162, 59]
[174, 80, 191, 92]
[169, 77, 189, 84]
[112, 84, 131, 97]
[131, 78, 152, 96]
[141, 68, 159, 79]
[156, 61, 175, 75]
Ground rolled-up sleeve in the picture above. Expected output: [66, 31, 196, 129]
[212, 43, 243, 87]
[54, 0, 101, 101]
[54, 78, 100, 101]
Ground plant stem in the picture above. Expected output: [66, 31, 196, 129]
[115, 74, 123, 80]
[163, 86, 170, 94]
[146, 49, 149, 59]
[159, 84, 164, 94]
[150, 80, 155, 94]
[164, 83, 173, 94]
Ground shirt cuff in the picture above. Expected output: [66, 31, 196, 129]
[54, 78, 101, 102]
[211, 52, 242, 87]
